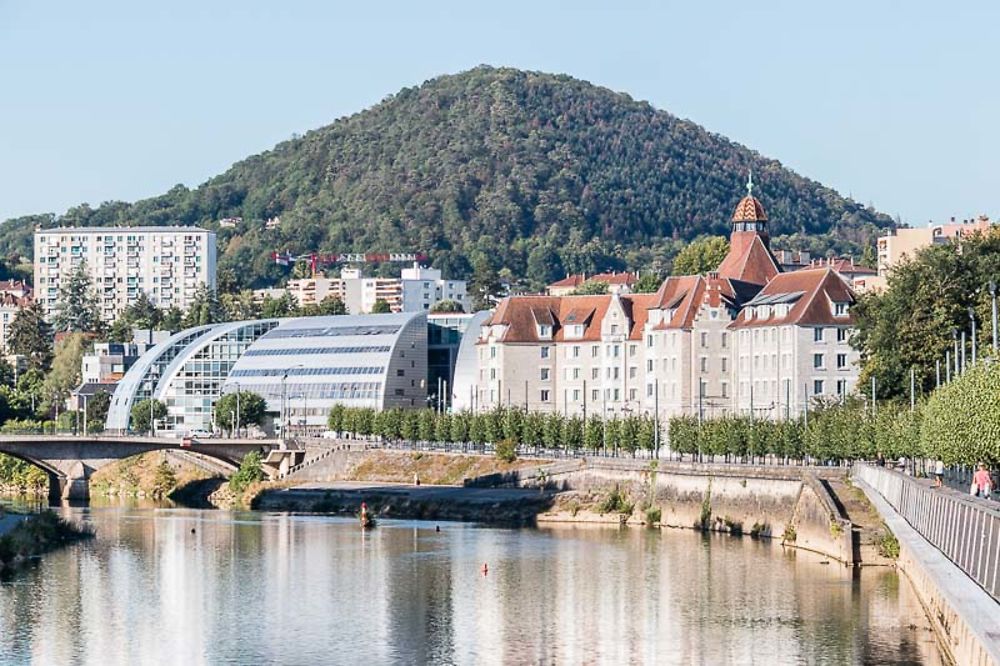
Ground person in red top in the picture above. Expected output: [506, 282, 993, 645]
[973, 464, 992, 499]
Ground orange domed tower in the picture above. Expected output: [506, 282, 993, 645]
[715, 171, 780, 285]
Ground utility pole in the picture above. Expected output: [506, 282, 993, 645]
[785, 380, 790, 420]
[803, 383, 809, 430]
[582, 379, 587, 422]
[936, 359, 941, 389]
[946, 351, 952, 383]
[910, 367, 915, 412]
[602, 389, 607, 457]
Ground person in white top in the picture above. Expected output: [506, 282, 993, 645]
[934, 460, 945, 488]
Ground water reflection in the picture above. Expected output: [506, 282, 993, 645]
[0, 507, 943, 665]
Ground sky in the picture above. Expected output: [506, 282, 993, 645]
[1, 1, 997, 226]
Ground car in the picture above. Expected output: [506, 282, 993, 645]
[321, 430, 340, 440]
[187, 429, 214, 439]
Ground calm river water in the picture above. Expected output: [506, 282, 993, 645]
[0, 502, 943, 665]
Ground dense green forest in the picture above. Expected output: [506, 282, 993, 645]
[0, 66, 891, 290]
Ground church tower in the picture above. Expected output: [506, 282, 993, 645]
[715, 171, 780, 285]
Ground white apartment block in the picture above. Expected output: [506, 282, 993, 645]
[461, 186, 861, 422]
[0, 280, 32, 353]
[34, 226, 216, 323]
[286, 264, 469, 314]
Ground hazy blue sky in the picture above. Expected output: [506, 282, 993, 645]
[1, 1, 996, 226]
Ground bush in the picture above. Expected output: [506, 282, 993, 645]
[151, 460, 177, 499]
[495, 438, 518, 463]
[597, 486, 633, 515]
[229, 451, 265, 495]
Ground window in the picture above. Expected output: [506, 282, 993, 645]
[834, 302, 849, 316]
[591, 345, 599, 358]
[813, 353, 824, 369]
[837, 328, 848, 343]
[537, 325, 552, 338]
[592, 389, 599, 402]
[629, 344, 637, 358]
[613, 388, 620, 401]
[647, 359, 653, 372]
[540, 368, 550, 381]
[700, 357, 708, 372]
[612, 367, 620, 380]
[721, 382, 729, 398]
[721, 357, 727, 372]
[572, 345, 581, 358]
[540, 390, 550, 402]
[540, 347, 550, 359]
[490, 368, 496, 380]
[647, 384, 654, 397]
[647, 335, 654, 348]
[490, 346, 496, 359]
[613, 344, 621, 358]
[813, 380, 825, 395]
[629, 366, 637, 379]
[700, 332, 707, 347]
[721, 332, 728, 348]
[573, 389, 580, 401]
[572, 368, 580, 380]
[629, 388, 637, 401]
[591, 368, 599, 380]
[837, 380, 847, 396]
[837, 353, 847, 369]
[814, 328, 824, 342]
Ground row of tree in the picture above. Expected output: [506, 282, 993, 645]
[327, 404, 662, 454]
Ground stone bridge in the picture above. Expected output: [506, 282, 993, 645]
[0, 435, 302, 501]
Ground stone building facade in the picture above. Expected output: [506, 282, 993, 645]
[460, 183, 860, 422]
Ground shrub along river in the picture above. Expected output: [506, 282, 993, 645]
[0, 497, 944, 664]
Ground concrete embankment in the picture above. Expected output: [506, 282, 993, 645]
[255, 481, 553, 525]
[855, 472, 1000, 666]
[264, 446, 859, 562]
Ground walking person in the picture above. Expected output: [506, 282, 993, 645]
[934, 459, 944, 488]
[972, 463, 992, 499]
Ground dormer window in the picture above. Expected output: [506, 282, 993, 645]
[537, 324, 552, 339]
[759, 305, 770, 319]
[566, 324, 585, 339]
[745, 307, 755, 321]
[610, 324, 619, 335]
[833, 302, 849, 317]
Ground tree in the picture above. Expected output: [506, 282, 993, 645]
[41, 333, 88, 416]
[853, 230, 1000, 398]
[632, 273, 663, 294]
[671, 236, 730, 276]
[570, 280, 609, 295]
[221, 290, 261, 321]
[370, 299, 392, 314]
[52, 261, 102, 333]
[8, 301, 53, 370]
[131, 398, 167, 434]
[260, 292, 297, 318]
[182, 283, 228, 328]
[0, 357, 14, 388]
[161, 306, 184, 331]
[108, 292, 162, 341]
[317, 295, 348, 315]
[469, 259, 503, 311]
[86, 390, 112, 425]
[214, 390, 267, 434]
[429, 299, 464, 313]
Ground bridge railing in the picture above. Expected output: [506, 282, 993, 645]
[854, 463, 1000, 603]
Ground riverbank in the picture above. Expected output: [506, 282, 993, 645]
[0, 510, 92, 575]
[89, 451, 218, 499]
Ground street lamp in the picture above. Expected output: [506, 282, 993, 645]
[281, 364, 304, 445]
[969, 306, 978, 366]
[991, 281, 998, 354]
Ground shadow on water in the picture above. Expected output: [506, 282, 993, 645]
[167, 477, 227, 509]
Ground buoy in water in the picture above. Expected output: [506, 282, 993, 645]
[482, 562, 489, 575]
[435, 525, 441, 533]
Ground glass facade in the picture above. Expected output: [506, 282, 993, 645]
[158, 321, 278, 434]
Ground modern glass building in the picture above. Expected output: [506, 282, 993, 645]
[105, 312, 428, 436]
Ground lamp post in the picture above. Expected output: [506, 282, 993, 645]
[233, 381, 240, 439]
[953, 328, 960, 376]
[281, 365, 303, 444]
[969, 306, 977, 366]
[991, 280, 998, 354]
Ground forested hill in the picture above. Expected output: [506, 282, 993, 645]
[0, 66, 892, 289]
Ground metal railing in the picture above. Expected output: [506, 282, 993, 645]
[854, 463, 1000, 603]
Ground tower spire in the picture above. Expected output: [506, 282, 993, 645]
[746, 169, 754, 197]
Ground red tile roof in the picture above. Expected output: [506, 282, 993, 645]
[484, 293, 655, 343]
[729, 268, 855, 329]
[715, 233, 780, 285]
[732, 195, 768, 222]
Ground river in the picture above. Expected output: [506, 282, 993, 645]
[0, 501, 944, 665]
